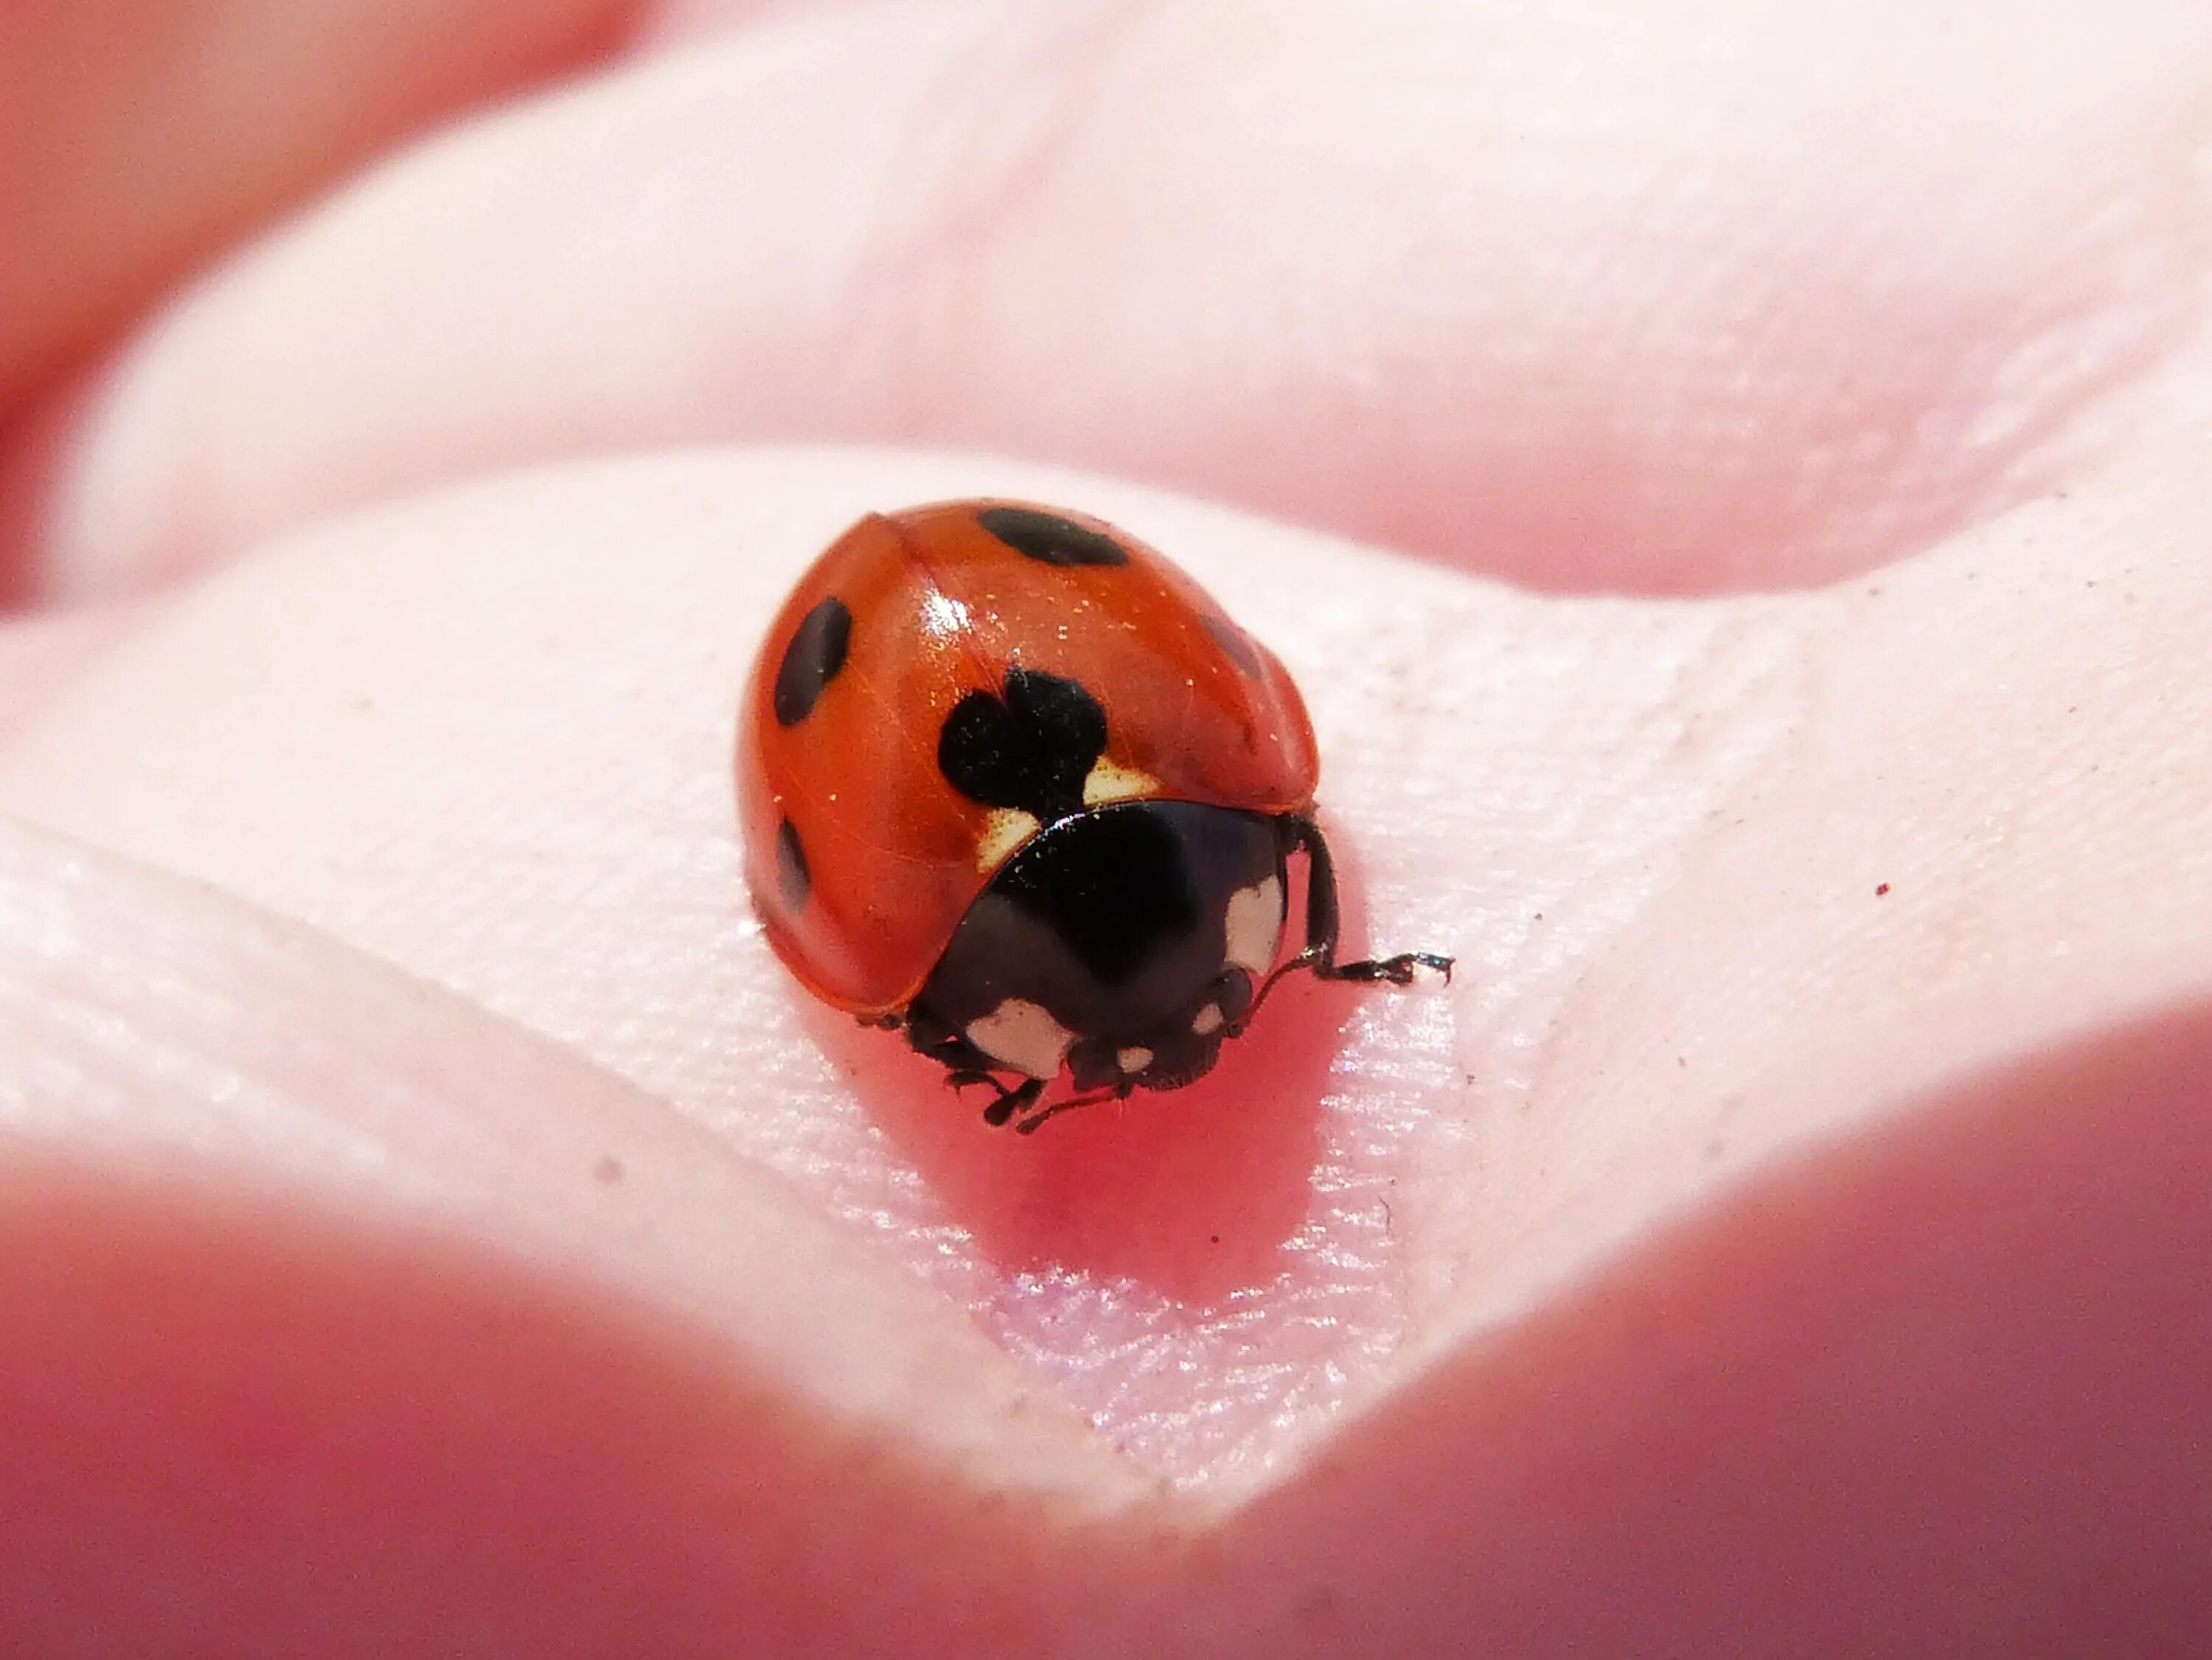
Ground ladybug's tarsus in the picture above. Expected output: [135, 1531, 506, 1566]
[1321, 952, 1458, 985]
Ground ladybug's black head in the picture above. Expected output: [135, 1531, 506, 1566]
[904, 801, 1288, 1109]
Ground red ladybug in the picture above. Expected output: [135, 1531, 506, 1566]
[737, 501, 1450, 1133]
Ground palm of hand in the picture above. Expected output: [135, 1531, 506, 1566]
[1, 3, 2209, 1653]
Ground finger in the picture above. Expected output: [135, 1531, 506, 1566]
[1181, 1007, 2212, 1656]
[10, 0, 2211, 597]
[1174, 424, 2212, 1646]
[2, 438, 2208, 1498]
[0, 819, 1150, 1654]
[0, 448, 1477, 1473]
[0, 0, 628, 413]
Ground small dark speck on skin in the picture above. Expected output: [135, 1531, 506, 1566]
[592, 1154, 625, 1184]
[1705, 1136, 1728, 1161]
[1533, 911, 1544, 921]
[1210, 1234, 1222, 1245]
[1875, 882, 1891, 897]
[1677, 1055, 1687, 1069]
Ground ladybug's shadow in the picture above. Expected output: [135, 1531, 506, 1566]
[808, 979, 1348, 1307]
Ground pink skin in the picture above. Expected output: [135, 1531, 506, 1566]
[1, 1, 2211, 1653]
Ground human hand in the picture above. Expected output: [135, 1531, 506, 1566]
[3, 2, 2210, 1653]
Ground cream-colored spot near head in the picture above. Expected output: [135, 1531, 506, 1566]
[967, 1000, 1074, 1080]
[1082, 758, 1158, 808]
[1117, 1046, 1154, 1074]
[1192, 1003, 1225, 1036]
[975, 808, 1041, 872]
[1225, 875, 1284, 975]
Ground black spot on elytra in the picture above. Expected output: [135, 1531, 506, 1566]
[1203, 614, 1265, 678]
[775, 819, 811, 910]
[773, 597, 851, 726]
[975, 506, 1129, 568]
[938, 666, 1106, 822]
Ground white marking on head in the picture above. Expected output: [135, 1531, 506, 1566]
[1081, 758, 1158, 807]
[1224, 875, 1284, 975]
[975, 808, 1041, 872]
[966, 1000, 1074, 1080]
[1116, 1046, 1154, 1074]
[1191, 1003, 1225, 1036]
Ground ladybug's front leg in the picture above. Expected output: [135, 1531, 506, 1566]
[1011, 1080, 1133, 1136]
[944, 1069, 1046, 1128]
[910, 1009, 1047, 1128]
[1235, 816, 1454, 1033]
[1284, 814, 1455, 984]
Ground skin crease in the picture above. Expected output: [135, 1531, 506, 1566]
[0, 2, 2209, 1656]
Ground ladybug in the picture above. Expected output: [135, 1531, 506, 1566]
[737, 500, 1451, 1133]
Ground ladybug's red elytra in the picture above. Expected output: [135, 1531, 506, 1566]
[737, 500, 1451, 1133]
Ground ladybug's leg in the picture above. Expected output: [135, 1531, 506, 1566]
[910, 1011, 1048, 1128]
[942, 1067, 1007, 1098]
[1012, 1081, 1133, 1136]
[1287, 816, 1455, 984]
[982, 1076, 1048, 1128]
[942, 1069, 1046, 1128]
[1234, 816, 1453, 1033]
